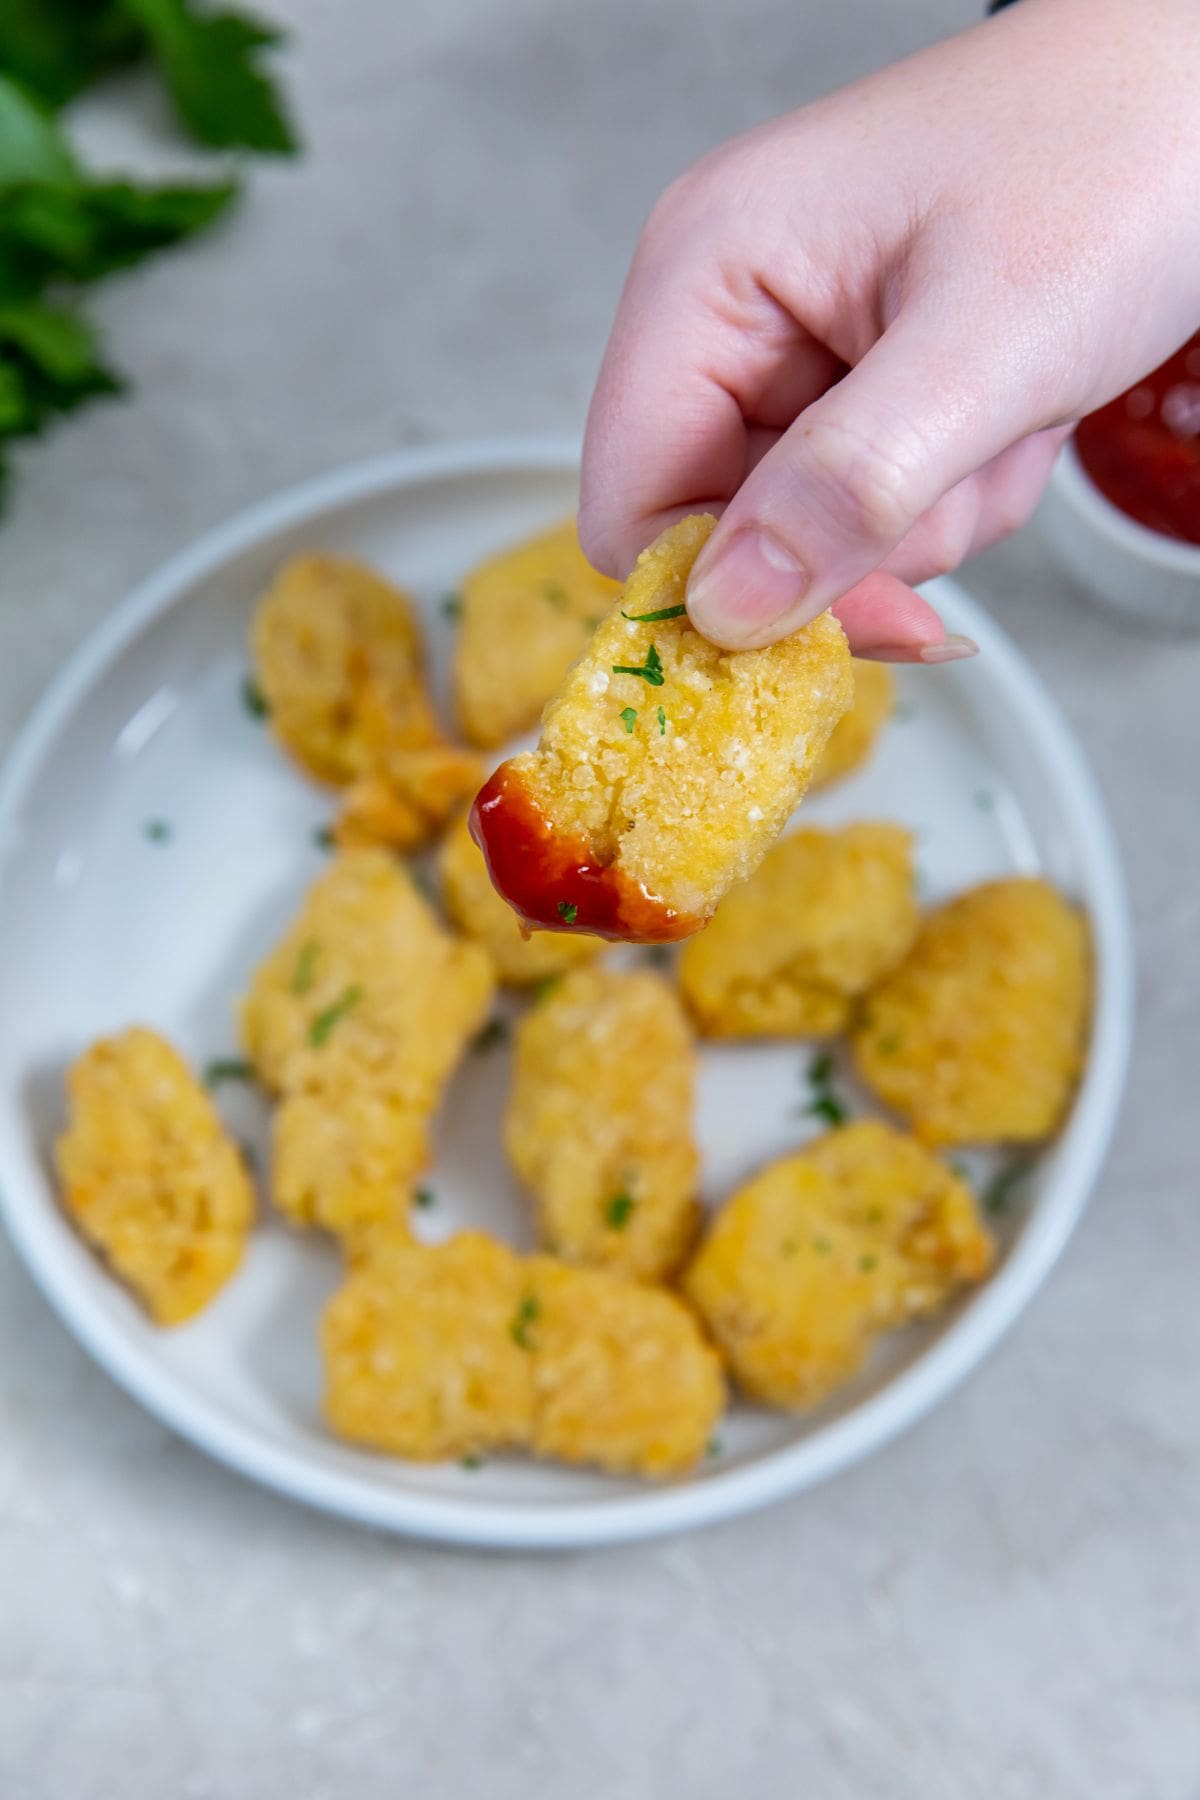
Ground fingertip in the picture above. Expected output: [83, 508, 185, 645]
[831, 572, 951, 661]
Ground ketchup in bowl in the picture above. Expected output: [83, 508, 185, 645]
[1074, 331, 1200, 545]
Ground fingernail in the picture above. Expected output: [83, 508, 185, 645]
[918, 633, 979, 665]
[687, 528, 813, 645]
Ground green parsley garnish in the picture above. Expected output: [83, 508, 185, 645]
[510, 1294, 540, 1349]
[808, 1094, 848, 1127]
[859, 1252, 878, 1273]
[706, 1436, 723, 1459]
[812, 1235, 832, 1256]
[620, 602, 686, 623]
[643, 945, 671, 969]
[864, 1205, 885, 1226]
[804, 1051, 849, 1127]
[619, 706, 638, 734]
[542, 580, 569, 611]
[460, 1452, 485, 1470]
[875, 1033, 903, 1056]
[557, 900, 578, 925]
[604, 1191, 636, 1230]
[808, 1052, 835, 1085]
[893, 700, 917, 724]
[312, 824, 335, 852]
[143, 818, 172, 843]
[238, 1139, 259, 1174]
[290, 938, 321, 996]
[242, 675, 269, 719]
[413, 1186, 436, 1210]
[612, 643, 665, 687]
[983, 1159, 1032, 1216]
[410, 864, 438, 901]
[441, 592, 462, 621]
[473, 1016, 509, 1053]
[533, 974, 562, 1003]
[204, 1057, 255, 1087]
[657, 705, 667, 735]
[308, 984, 363, 1047]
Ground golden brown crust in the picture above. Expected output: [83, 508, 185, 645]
[55, 1028, 254, 1325]
[809, 659, 894, 791]
[851, 877, 1092, 1146]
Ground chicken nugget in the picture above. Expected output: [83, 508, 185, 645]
[252, 554, 439, 785]
[55, 1028, 254, 1325]
[322, 1231, 534, 1459]
[240, 849, 494, 1235]
[505, 966, 700, 1280]
[438, 811, 603, 986]
[471, 515, 853, 943]
[679, 823, 918, 1037]
[523, 1256, 725, 1477]
[851, 877, 1091, 1146]
[336, 743, 485, 853]
[683, 1120, 993, 1410]
[453, 520, 622, 748]
[809, 659, 894, 791]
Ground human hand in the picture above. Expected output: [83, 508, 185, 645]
[580, 0, 1200, 656]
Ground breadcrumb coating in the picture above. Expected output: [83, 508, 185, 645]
[335, 743, 485, 854]
[471, 515, 853, 941]
[505, 967, 700, 1280]
[851, 877, 1091, 1146]
[55, 1028, 254, 1325]
[809, 659, 894, 791]
[438, 812, 604, 986]
[453, 520, 622, 748]
[321, 1231, 724, 1473]
[678, 823, 917, 1037]
[240, 850, 494, 1235]
[683, 1120, 993, 1410]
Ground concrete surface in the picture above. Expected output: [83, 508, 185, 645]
[1, 3, 1197, 1796]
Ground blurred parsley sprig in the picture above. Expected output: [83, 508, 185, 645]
[0, 0, 296, 508]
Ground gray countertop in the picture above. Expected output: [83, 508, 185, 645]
[1, 4, 1197, 1796]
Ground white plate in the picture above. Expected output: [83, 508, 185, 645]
[0, 438, 1133, 1550]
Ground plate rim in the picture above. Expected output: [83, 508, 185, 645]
[0, 436, 1134, 1550]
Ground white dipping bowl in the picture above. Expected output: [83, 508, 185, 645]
[1042, 437, 1200, 631]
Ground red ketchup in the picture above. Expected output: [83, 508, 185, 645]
[1074, 331, 1200, 544]
[469, 764, 700, 944]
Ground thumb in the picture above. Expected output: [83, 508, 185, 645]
[685, 309, 1039, 648]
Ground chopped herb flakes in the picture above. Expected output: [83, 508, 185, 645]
[441, 592, 463, 621]
[643, 945, 671, 969]
[204, 1058, 255, 1087]
[460, 1452, 485, 1470]
[533, 974, 562, 1003]
[472, 1016, 509, 1053]
[808, 1095, 848, 1127]
[541, 580, 569, 611]
[143, 818, 172, 843]
[812, 1235, 832, 1256]
[612, 643, 665, 687]
[804, 1051, 849, 1127]
[312, 825, 335, 852]
[242, 675, 269, 719]
[984, 1160, 1032, 1216]
[557, 901, 578, 925]
[413, 1186, 436, 1210]
[308, 984, 363, 1047]
[510, 1294, 540, 1349]
[875, 1033, 903, 1056]
[604, 1191, 636, 1230]
[410, 864, 438, 902]
[706, 1436, 723, 1459]
[657, 705, 667, 735]
[621, 602, 686, 623]
[290, 939, 321, 996]
[859, 1252, 878, 1273]
[619, 706, 638, 734]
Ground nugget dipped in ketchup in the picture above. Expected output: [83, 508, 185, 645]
[469, 515, 854, 944]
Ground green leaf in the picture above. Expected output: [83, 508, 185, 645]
[120, 0, 298, 153]
[0, 2, 142, 110]
[0, 175, 237, 289]
[0, 75, 77, 187]
[0, 301, 119, 439]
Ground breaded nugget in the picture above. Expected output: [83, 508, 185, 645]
[505, 967, 700, 1280]
[252, 555, 439, 785]
[55, 1028, 253, 1326]
[240, 850, 494, 1235]
[678, 823, 918, 1037]
[809, 659, 894, 791]
[471, 515, 853, 942]
[336, 743, 484, 853]
[322, 1231, 534, 1459]
[523, 1256, 725, 1476]
[851, 877, 1091, 1146]
[453, 520, 622, 748]
[320, 1232, 724, 1474]
[683, 1120, 993, 1410]
[438, 811, 603, 986]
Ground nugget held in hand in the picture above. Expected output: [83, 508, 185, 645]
[438, 812, 603, 986]
[453, 520, 622, 748]
[321, 1230, 724, 1474]
[241, 850, 494, 1237]
[506, 967, 700, 1281]
[471, 515, 853, 943]
[810, 659, 895, 791]
[851, 877, 1091, 1146]
[55, 1028, 254, 1325]
[679, 823, 918, 1037]
[683, 1121, 993, 1410]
